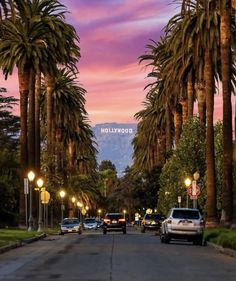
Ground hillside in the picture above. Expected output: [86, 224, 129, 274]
[92, 123, 137, 176]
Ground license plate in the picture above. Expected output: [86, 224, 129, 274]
[112, 220, 117, 223]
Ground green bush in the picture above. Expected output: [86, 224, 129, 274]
[204, 228, 236, 250]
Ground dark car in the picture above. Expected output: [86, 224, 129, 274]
[60, 218, 82, 235]
[103, 213, 126, 234]
[141, 213, 165, 233]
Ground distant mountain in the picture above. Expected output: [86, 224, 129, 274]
[92, 123, 137, 176]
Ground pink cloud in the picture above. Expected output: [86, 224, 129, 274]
[1, 0, 227, 126]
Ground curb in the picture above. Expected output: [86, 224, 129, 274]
[0, 233, 47, 254]
[207, 241, 236, 259]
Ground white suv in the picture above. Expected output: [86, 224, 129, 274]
[160, 208, 204, 245]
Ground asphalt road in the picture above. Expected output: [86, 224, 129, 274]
[0, 227, 235, 281]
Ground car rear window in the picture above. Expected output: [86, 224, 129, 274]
[105, 214, 122, 220]
[145, 214, 164, 220]
[172, 210, 200, 220]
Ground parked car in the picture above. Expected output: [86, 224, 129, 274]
[160, 208, 204, 245]
[103, 213, 126, 234]
[141, 213, 165, 233]
[60, 218, 82, 235]
[83, 218, 98, 230]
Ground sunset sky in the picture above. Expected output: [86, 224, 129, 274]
[0, 0, 226, 125]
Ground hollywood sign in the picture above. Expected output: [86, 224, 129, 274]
[101, 128, 134, 134]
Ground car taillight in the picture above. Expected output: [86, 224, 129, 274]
[104, 219, 110, 224]
[167, 219, 172, 224]
[118, 219, 125, 222]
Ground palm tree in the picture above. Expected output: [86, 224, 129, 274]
[219, 0, 234, 227]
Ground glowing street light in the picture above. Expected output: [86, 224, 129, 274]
[185, 177, 192, 208]
[27, 171, 35, 231]
[123, 209, 127, 219]
[59, 190, 66, 222]
[36, 178, 44, 232]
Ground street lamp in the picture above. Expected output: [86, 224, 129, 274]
[123, 209, 127, 220]
[85, 205, 89, 217]
[184, 177, 191, 208]
[77, 201, 83, 222]
[27, 170, 35, 231]
[36, 178, 44, 232]
[193, 172, 200, 208]
[59, 190, 66, 222]
[98, 209, 102, 220]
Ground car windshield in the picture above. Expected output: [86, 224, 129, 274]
[172, 210, 200, 220]
[62, 219, 79, 225]
[84, 218, 96, 223]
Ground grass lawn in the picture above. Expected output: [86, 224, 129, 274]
[204, 228, 236, 250]
[0, 228, 43, 247]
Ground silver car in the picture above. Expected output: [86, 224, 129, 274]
[83, 218, 98, 230]
[60, 218, 82, 235]
[160, 208, 204, 245]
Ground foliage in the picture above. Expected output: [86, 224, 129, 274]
[0, 92, 20, 226]
[157, 117, 206, 215]
[204, 228, 236, 251]
[99, 160, 117, 173]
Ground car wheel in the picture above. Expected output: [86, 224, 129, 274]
[123, 228, 127, 234]
[78, 229, 82, 235]
[193, 235, 203, 246]
[141, 227, 145, 233]
[60, 232, 64, 235]
[103, 229, 107, 235]
[164, 233, 170, 244]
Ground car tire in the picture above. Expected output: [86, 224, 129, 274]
[103, 229, 107, 235]
[164, 233, 170, 244]
[78, 229, 82, 235]
[141, 227, 145, 233]
[123, 228, 127, 234]
[193, 235, 203, 246]
[60, 232, 64, 235]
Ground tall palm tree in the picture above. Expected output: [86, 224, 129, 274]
[220, 0, 234, 227]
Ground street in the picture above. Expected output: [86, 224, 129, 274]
[0, 227, 235, 281]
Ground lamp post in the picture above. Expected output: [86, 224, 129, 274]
[77, 201, 83, 222]
[27, 171, 35, 231]
[184, 177, 191, 208]
[37, 178, 44, 232]
[193, 172, 200, 208]
[71, 196, 76, 217]
[59, 190, 66, 222]
[85, 205, 89, 217]
[98, 209, 102, 220]
[123, 209, 127, 220]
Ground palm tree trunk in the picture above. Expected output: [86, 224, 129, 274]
[44, 73, 55, 153]
[195, 80, 206, 126]
[232, 1, 236, 10]
[18, 68, 30, 227]
[220, 3, 233, 227]
[165, 104, 172, 154]
[28, 69, 36, 170]
[35, 71, 41, 174]
[44, 73, 55, 179]
[204, 49, 218, 228]
[187, 72, 194, 118]
[180, 98, 188, 124]
[172, 104, 182, 145]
